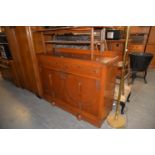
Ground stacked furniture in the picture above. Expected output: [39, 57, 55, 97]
[5, 26, 42, 96]
[4, 26, 154, 127]
[1, 26, 119, 127]
[106, 26, 155, 68]
[34, 27, 119, 127]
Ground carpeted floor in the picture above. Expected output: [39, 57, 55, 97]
[0, 69, 155, 129]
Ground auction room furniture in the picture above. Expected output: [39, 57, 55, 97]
[34, 27, 119, 127]
[5, 26, 42, 96]
[6, 26, 155, 126]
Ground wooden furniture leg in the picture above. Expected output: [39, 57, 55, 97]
[127, 92, 131, 102]
[132, 72, 136, 84]
[144, 70, 147, 84]
[36, 94, 42, 99]
[120, 102, 125, 114]
[120, 92, 131, 114]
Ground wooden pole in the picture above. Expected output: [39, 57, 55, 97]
[144, 26, 152, 53]
[91, 27, 94, 60]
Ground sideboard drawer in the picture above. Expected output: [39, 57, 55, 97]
[128, 44, 145, 52]
[107, 42, 124, 52]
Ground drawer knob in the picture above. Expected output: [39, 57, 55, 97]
[77, 114, 82, 120]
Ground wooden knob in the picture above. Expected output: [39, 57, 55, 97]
[77, 114, 82, 120]
[52, 102, 56, 106]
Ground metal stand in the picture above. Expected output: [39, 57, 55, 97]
[107, 26, 130, 128]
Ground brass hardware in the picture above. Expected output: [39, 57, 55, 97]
[78, 82, 81, 86]
[116, 44, 119, 47]
[48, 73, 52, 87]
[78, 81, 82, 93]
[96, 80, 100, 90]
[60, 72, 67, 79]
[93, 69, 99, 74]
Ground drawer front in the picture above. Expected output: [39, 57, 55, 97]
[38, 57, 101, 79]
[63, 63, 101, 78]
[108, 43, 124, 52]
[128, 44, 145, 52]
[130, 26, 150, 34]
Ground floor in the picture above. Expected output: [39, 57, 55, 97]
[0, 69, 155, 129]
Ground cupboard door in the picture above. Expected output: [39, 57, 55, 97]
[63, 74, 100, 116]
[40, 67, 53, 96]
[145, 45, 155, 68]
[80, 78, 100, 116]
[51, 71, 65, 100]
[40, 68, 65, 99]
[63, 74, 80, 108]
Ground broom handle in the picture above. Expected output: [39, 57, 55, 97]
[115, 26, 130, 119]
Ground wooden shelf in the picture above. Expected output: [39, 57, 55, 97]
[34, 26, 112, 33]
[0, 42, 8, 45]
[44, 32, 100, 36]
[106, 39, 126, 43]
[45, 40, 101, 45]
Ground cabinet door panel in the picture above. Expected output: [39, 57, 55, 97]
[40, 67, 100, 117]
[80, 78, 100, 116]
[51, 71, 65, 100]
[63, 74, 80, 108]
[40, 67, 53, 96]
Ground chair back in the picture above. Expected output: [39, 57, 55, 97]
[129, 52, 153, 71]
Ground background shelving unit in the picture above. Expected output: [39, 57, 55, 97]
[35, 26, 111, 60]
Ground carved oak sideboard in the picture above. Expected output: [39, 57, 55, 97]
[37, 49, 118, 127]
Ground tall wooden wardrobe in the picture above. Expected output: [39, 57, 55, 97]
[5, 26, 42, 96]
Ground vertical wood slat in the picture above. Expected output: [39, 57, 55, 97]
[91, 27, 94, 60]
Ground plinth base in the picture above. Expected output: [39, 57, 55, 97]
[107, 113, 126, 128]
